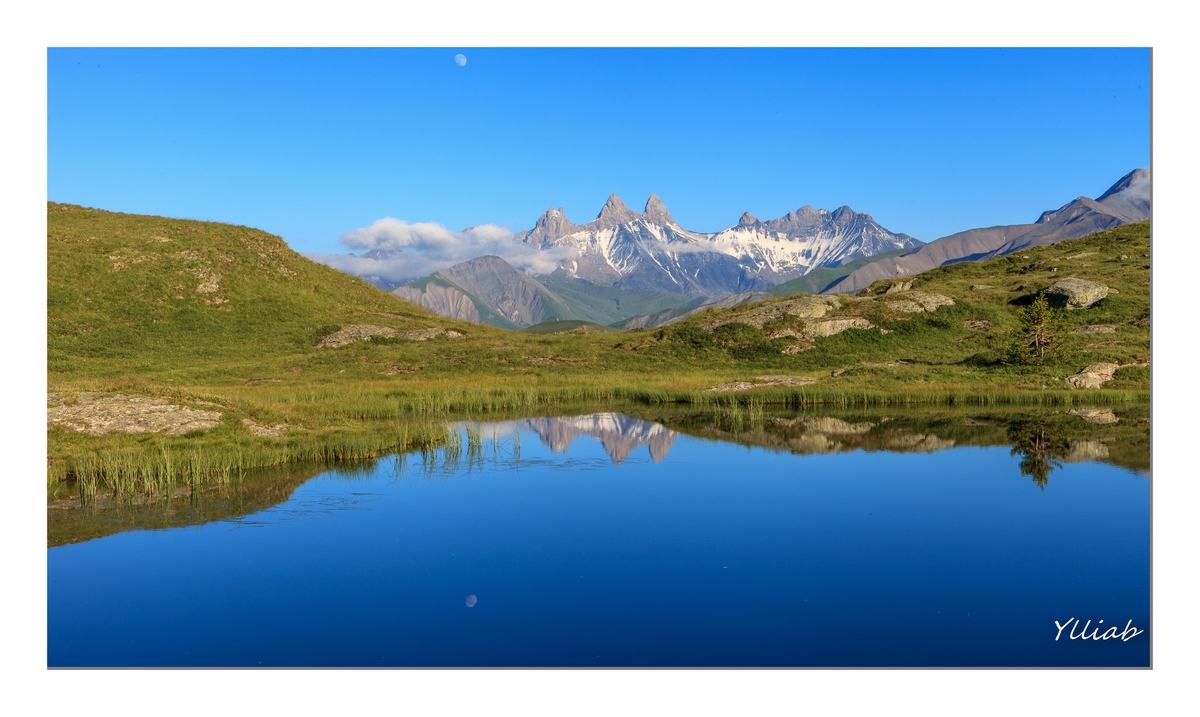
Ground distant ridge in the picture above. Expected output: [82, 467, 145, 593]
[825, 168, 1150, 294]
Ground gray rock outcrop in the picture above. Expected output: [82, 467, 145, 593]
[1065, 362, 1120, 389]
[803, 317, 876, 338]
[701, 295, 841, 332]
[885, 291, 955, 313]
[317, 324, 453, 348]
[1042, 278, 1109, 309]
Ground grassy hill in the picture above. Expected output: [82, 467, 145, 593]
[632, 221, 1149, 384]
[46, 203, 1149, 496]
[48, 202, 460, 372]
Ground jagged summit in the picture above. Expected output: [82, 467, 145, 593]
[596, 193, 641, 227]
[643, 194, 675, 225]
[526, 206, 580, 246]
[738, 212, 761, 226]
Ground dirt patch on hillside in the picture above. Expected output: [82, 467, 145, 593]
[48, 393, 222, 436]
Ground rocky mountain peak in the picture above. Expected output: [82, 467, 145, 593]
[643, 194, 675, 225]
[738, 211, 761, 226]
[595, 193, 641, 228]
[526, 206, 580, 246]
[831, 206, 856, 223]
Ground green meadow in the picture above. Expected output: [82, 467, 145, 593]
[47, 202, 1150, 495]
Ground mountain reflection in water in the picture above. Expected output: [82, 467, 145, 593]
[521, 413, 678, 464]
[50, 406, 1148, 547]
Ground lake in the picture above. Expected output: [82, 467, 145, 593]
[47, 408, 1150, 667]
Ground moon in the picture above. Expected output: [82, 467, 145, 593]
[465, 594, 477, 607]
[454, 54, 467, 67]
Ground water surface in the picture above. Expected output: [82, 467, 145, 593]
[48, 410, 1150, 667]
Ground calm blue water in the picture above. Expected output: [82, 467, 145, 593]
[48, 415, 1150, 667]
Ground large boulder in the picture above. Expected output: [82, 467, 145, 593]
[885, 291, 955, 313]
[803, 317, 875, 338]
[316, 324, 456, 348]
[1065, 362, 1119, 389]
[702, 295, 841, 332]
[1042, 278, 1109, 309]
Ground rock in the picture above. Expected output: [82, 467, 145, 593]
[316, 324, 449, 348]
[1041, 278, 1109, 309]
[702, 295, 841, 333]
[909, 292, 955, 311]
[706, 381, 757, 392]
[884, 281, 913, 294]
[970, 285, 992, 291]
[706, 375, 818, 392]
[886, 299, 925, 313]
[47, 393, 222, 436]
[1072, 325, 1116, 334]
[803, 317, 875, 338]
[1067, 407, 1120, 424]
[1065, 362, 1120, 389]
[885, 291, 954, 313]
[964, 319, 991, 331]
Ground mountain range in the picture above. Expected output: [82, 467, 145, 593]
[385, 168, 1148, 329]
[516, 194, 921, 298]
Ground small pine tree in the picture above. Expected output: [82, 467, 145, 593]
[1012, 294, 1055, 363]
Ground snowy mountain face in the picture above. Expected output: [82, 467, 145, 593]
[517, 194, 921, 299]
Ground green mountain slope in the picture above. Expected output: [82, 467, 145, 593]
[767, 248, 912, 297]
[535, 274, 693, 326]
[403, 273, 523, 329]
[47, 203, 474, 376]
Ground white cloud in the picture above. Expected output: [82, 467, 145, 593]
[307, 217, 578, 285]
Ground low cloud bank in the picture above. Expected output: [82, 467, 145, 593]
[307, 217, 577, 286]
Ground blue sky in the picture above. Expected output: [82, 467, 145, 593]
[48, 48, 1149, 254]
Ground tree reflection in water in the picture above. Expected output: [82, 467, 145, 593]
[1007, 422, 1069, 489]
